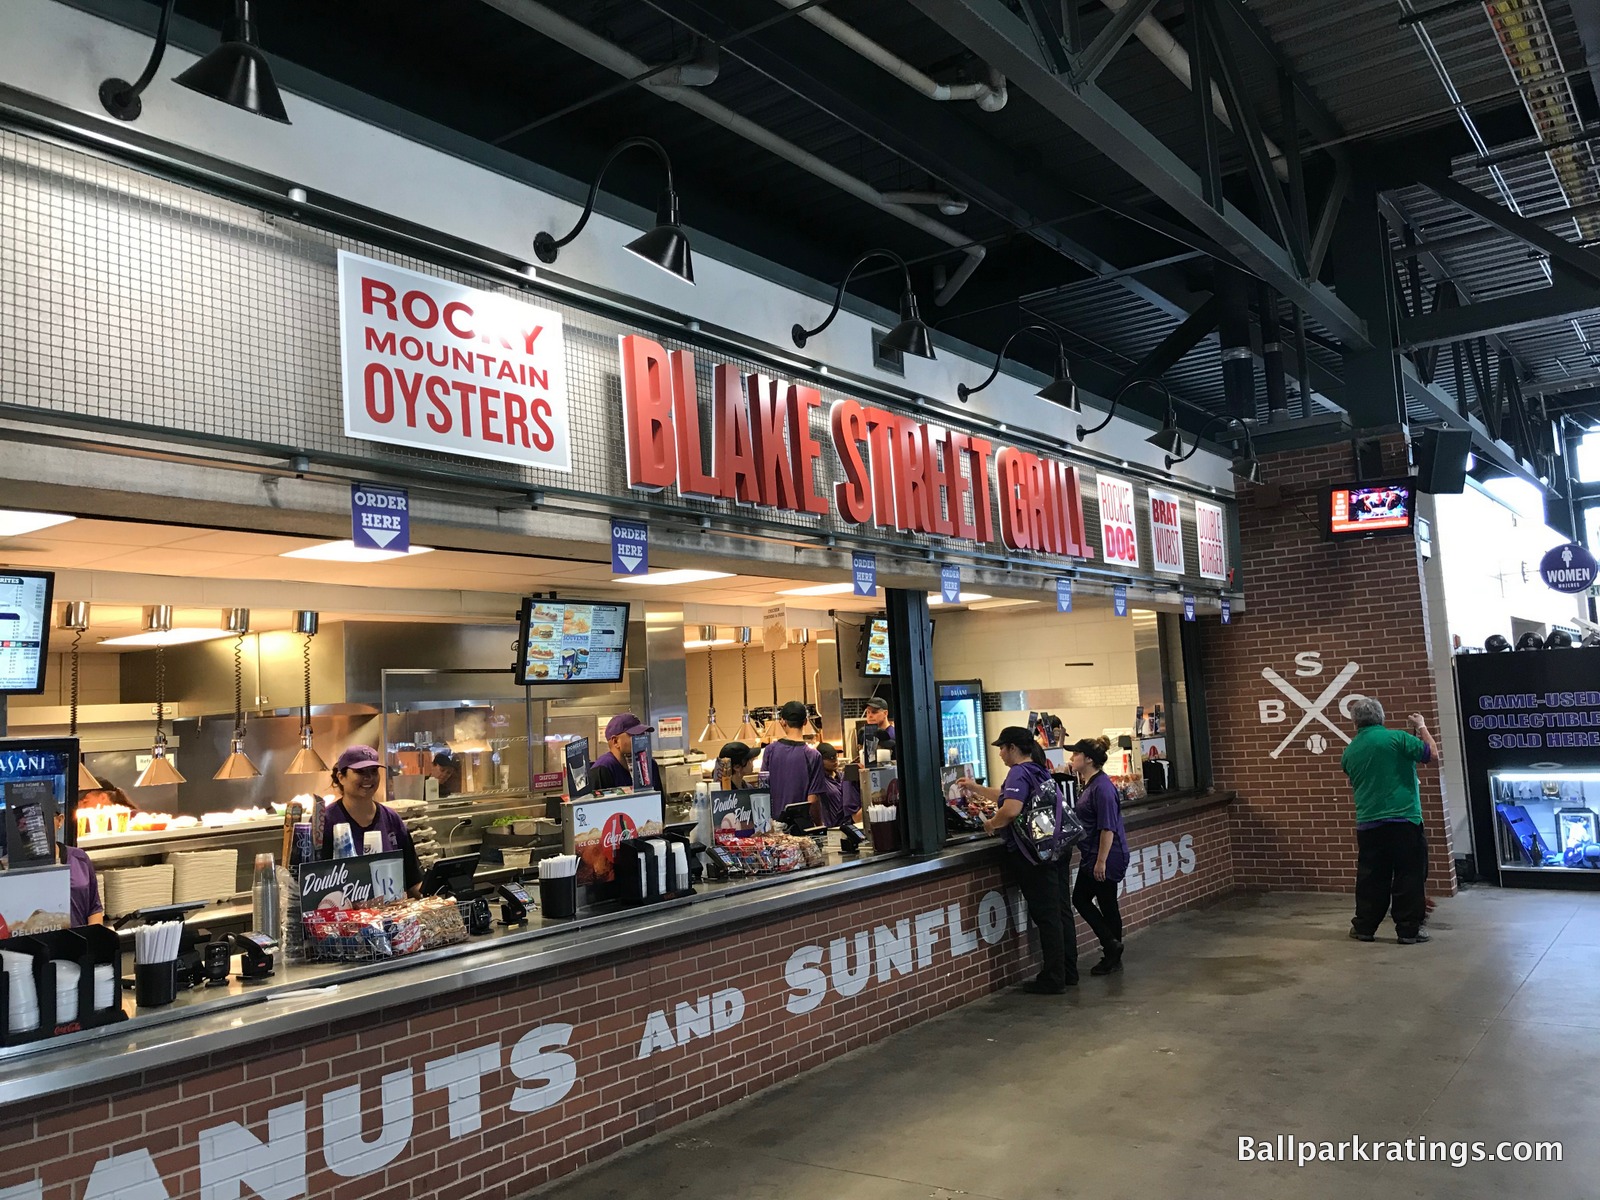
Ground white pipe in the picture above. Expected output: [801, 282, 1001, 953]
[1098, 0, 1287, 181]
[476, 0, 985, 304]
[774, 0, 1008, 111]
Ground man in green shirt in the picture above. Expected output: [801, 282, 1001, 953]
[1340, 697, 1438, 945]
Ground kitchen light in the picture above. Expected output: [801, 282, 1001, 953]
[213, 608, 260, 781]
[100, 0, 290, 124]
[684, 638, 735, 649]
[100, 628, 236, 647]
[776, 582, 857, 597]
[60, 601, 101, 791]
[957, 324, 1079, 412]
[0, 509, 75, 537]
[133, 606, 186, 788]
[534, 137, 694, 284]
[281, 540, 435, 563]
[927, 592, 992, 606]
[697, 631, 727, 744]
[792, 249, 935, 360]
[285, 610, 330, 775]
[613, 569, 734, 586]
[1078, 376, 1173, 443]
[733, 628, 760, 745]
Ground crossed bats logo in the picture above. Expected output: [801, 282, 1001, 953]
[1257, 652, 1365, 759]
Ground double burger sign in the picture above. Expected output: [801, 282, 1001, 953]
[335, 255, 1225, 576]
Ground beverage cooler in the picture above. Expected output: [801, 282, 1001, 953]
[1458, 647, 1600, 890]
[937, 680, 987, 786]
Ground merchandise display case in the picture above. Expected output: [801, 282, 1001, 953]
[1491, 771, 1600, 873]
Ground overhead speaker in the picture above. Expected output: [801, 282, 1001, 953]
[1415, 427, 1473, 494]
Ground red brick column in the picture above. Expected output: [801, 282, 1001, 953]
[1201, 439, 1457, 896]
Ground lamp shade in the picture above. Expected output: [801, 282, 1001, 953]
[1147, 425, 1185, 455]
[1038, 374, 1080, 411]
[881, 293, 935, 360]
[77, 759, 101, 792]
[214, 736, 261, 781]
[1236, 457, 1264, 485]
[287, 727, 330, 776]
[174, 40, 289, 123]
[625, 191, 694, 283]
[135, 739, 186, 787]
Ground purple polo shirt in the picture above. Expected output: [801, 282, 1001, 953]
[1076, 771, 1130, 881]
[996, 760, 1053, 855]
[321, 800, 423, 890]
[62, 844, 102, 927]
[589, 751, 631, 791]
[816, 771, 862, 826]
[762, 740, 826, 820]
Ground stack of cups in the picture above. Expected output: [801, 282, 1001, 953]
[867, 804, 901, 854]
[2, 951, 39, 1033]
[52, 961, 80, 1025]
[670, 843, 689, 893]
[93, 963, 116, 1012]
[331, 822, 357, 859]
[537, 854, 578, 919]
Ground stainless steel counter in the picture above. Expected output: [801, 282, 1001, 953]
[0, 840, 1003, 1103]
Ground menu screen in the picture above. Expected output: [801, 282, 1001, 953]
[863, 618, 890, 677]
[1328, 480, 1415, 537]
[0, 571, 53, 694]
[517, 599, 631, 685]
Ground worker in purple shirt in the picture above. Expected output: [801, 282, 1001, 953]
[321, 746, 422, 896]
[53, 810, 103, 927]
[815, 742, 862, 826]
[762, 701, 828, 826]
[592, 713, 653, 791]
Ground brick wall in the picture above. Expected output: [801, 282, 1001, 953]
[1201, 438, 1457, 896]
[0, 807, 1232, 1200]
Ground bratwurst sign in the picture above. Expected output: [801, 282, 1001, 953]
[619, 334, 1092, 558]
[338, 252, 571, 470]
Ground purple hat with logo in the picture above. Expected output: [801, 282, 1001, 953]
[604, 713, 653, 739]
[334, 745, 382, 772]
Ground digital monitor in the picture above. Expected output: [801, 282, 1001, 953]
[0, 571, 54, 694]
[516, 598, 631, 685]
[1327, 479, 1416, 539]
[863, 617, 890, 677]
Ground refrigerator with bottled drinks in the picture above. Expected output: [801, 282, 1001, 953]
[937, 680, 987, 786]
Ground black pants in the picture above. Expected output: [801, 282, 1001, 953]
[1013, 855, 1078, 987]
[1353, 821, 1429, 937]
[1073, 860, 1124, 954]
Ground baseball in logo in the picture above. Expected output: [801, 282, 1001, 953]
[1257, 652, 1367, 759]
[601, 812, 637, 859]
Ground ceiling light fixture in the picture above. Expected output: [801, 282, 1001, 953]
[534, 136, 694, 284]
[285, 610, 329, 775]
[696, 628, 728, 745]
[213, 608, 260, 781]
[0, 509, 75, 538]
[133, 606, 186, 788]
[100, 0, 290, 124]
[614, 568, 735, 586]
[776, 582, 857, 597]
[1164, 412, 1262, 485]
[281, 540, 434, 563]
[733, 628, 760, 745]
[101, 627, 238, 647]
[60, 601, 101, 792]
[1078, 376, 1174, 443]
[792, 248, 935, 361]
[957, 323, 1079, 412]
[927, 591, 992, 606]
[1146, 395, 1186, 456]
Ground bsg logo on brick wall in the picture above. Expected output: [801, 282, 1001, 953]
[1258, 652, 1367, 759]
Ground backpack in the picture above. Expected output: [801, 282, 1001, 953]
[1014, 772, 1085, 865]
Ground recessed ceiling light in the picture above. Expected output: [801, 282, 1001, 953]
[281, 540, 435, 563]
[613, 569, 735, 586]
[0, 509, 75, 537]
[683, 638, 736, 650]
[968, 598, 1038, 611]
[776, 582, 857, 597]
[101, 628, 238, 647]
[927, 592, 992, 606]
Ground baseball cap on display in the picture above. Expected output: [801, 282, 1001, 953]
[333, 746, 382, 772]
[604, 713, 653, 739]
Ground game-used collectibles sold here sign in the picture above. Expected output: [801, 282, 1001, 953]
[338, 251, 572, 470]
[618, 334, 1091, 559]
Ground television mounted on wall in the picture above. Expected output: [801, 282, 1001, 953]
[1326, 478, 1416, 540]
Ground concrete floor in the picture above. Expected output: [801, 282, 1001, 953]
[528, 887, 1600, 1200]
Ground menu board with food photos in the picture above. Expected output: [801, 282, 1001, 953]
[863, 617, 890, 676]
[517, 598, 631, 685]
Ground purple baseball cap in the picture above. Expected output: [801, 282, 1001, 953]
[604, 713, 653, 739]
[334, 745, 383, 772]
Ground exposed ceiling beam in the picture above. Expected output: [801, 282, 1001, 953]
[1399, 359, 1541, 486]
[901, 0, 1372, 349]
[1398, 274, 1600, 348]
[1426, 178, 1600, 287]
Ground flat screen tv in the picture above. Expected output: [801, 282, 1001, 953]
[1327, 479, 1416, 539]
[0, 570, 54, 694]
[515, 598, 631, 685]
[862, 617, 890, 677]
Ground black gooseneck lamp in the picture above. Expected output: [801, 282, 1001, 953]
[956, 324, 1079, 410]
[1165, 412, 1263, 484]
[533, 137, 694, 283]
[100, 0, 290, 124]
[1076, 376, 1174, 443]
[792, 249, 935, 360]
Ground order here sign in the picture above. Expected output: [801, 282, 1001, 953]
[337, 251, 572, 471]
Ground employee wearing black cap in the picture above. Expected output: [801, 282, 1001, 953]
[764, 701, 827, 826]
[958, 726, 1077, 992]
[860, 696, 896, 762]
[714, 741, 758, 789]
